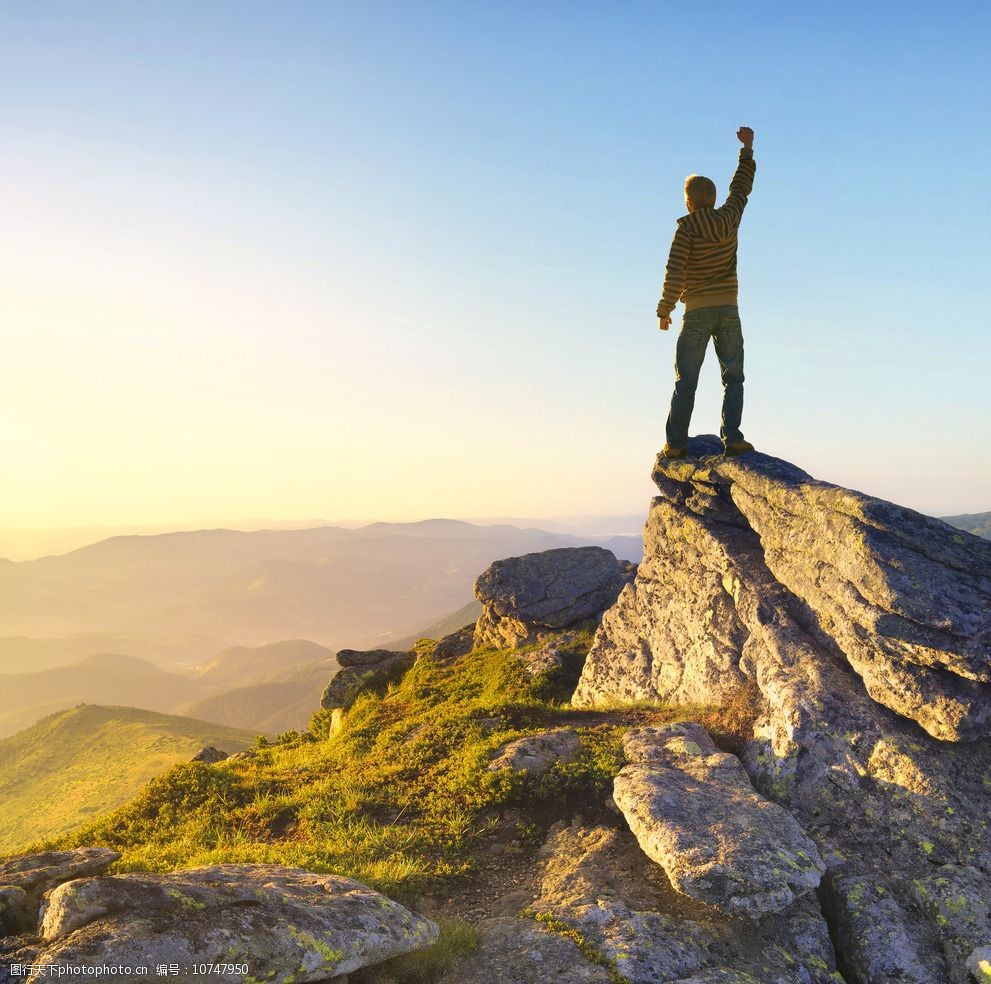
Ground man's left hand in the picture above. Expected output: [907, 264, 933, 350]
[658, 315, 671, 331]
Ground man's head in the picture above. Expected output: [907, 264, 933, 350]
[684, 174, 716, 212]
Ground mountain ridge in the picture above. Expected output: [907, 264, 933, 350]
[0, 521, 642, 667]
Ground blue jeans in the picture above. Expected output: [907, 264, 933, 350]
[665, 305, 745, 449]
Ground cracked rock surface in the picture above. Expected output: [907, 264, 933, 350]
[526, 821, 837, 984]
[0, 849, 120, 936]
[574, 436, 991, 981]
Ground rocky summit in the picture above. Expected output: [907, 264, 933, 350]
[573, 436, 991, 981]
[576, 435, 991, 741]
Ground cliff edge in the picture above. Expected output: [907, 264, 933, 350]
[574, 435, 991, 981]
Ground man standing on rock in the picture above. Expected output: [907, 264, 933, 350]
[657, 126, 757, 459]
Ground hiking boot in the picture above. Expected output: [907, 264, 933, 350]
[724, 440, 755, 457]
[662, 444, 687, 459]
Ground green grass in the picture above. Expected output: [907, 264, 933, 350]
[50, 631, 639, 898]
[0, 704, 257, 854]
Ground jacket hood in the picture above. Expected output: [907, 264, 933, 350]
[677, 208, 733, 245]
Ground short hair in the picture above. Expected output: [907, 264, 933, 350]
[684, 174, 717, 208]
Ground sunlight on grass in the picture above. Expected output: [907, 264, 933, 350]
[51, 630, 697, 901]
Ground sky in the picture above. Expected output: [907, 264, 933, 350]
[2, 0, 990, 550]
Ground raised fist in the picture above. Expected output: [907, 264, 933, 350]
[737, 126, 754, 148]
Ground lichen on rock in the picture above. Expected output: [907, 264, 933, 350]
[613, 722, 823, 918]
[31, 864, 438, 982]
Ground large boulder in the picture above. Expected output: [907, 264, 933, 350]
[573, 437, 991, 978]
[0, 848, 120, 936]
[575, 436, 991, 741]
[27, 864, 437, 982]
[613, 722, 823, 918]
[473, 546, 634, 650]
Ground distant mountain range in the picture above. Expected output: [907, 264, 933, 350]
[0, 704, 256, 854]
[0, 520, 641, 671]
[0, 652, 219, 738]
[178, 658, 339, 734]
[0, 514, 645, 562]
[0, 639, 346, 738]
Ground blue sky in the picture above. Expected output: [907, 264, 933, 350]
[2, 0, 989, 535]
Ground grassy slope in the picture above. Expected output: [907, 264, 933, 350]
[0, 704, 257, 854]
[30, 633, 761, 983]
[53, 634, 592, 883]
[50, 630, 738, 901]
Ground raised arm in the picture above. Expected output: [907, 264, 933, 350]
[716, 126, 756, 227]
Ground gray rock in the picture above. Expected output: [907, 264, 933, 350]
[487, 729, 582, 775]
[433, 624, 475, 660]
[672, 973, 765, 984]
[518, 630, 587, 678]
[226, 749, 259, 761]
[0, 938, 41, 981]
[320, 649, 414, 710]
[572, 438, 991, 974]
[613, 723, 823, 917]
[716, 450, 991, 741]
[190, 746, 228, 763]
[911, 865, 991, 982]
[575, 438, 991, 743]
[336, 648, 410, 668]
[32, 864, 437, 982]
[824, 869, 940, 983]
[0, 848, 120, 935]
[434, 916, 614, 983]
[0, 887, 28, 937]
[473, 547, 631, 650]
[531, 822, 838, 984]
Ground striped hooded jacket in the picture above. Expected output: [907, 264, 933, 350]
[657, 148, 756, 319]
